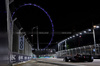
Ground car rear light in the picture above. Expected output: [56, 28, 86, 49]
[84, 56, 85, 58]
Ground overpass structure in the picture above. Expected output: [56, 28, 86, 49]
[56, 24, 100, 58]
[56, 44, 100, 58]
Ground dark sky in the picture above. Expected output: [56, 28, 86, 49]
[0, 0, 7, 32]
[1, 0, 100, 49]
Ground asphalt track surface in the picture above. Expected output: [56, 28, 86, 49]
[13, 58, 100, 66]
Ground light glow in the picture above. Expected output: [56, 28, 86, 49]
[88, 29, 91, 31]
[84, 31, 86, 33]
[76, 34, 78, 36]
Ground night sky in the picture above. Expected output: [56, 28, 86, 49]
[1, 0, 100, 49]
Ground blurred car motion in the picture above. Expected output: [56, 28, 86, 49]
[63, 54, 93, 62]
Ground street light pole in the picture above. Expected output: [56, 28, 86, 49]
[56, 42, 60, 51]
[31, 27, 36, 50]
[31, 26, 39, 50]
[65, 40, 67, 50]
[93, 26, 97, 55]
[58, 44, 59, 51]
[36, 26, 39, 50]
[31, 28, 34, 48]
[23, 33, 26, 54]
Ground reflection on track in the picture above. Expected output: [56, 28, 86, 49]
[13, 58, 100, 66]
[36, 58, 100, 66]
[37, 61, 75, 66]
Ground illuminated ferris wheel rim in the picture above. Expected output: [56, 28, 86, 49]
[11, 3, 54, 49]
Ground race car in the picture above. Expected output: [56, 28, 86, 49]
[63, 54, 93, 62]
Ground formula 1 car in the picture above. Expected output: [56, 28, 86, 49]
[63, 54, 93, 62]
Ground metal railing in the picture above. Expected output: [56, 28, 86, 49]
[56, 44, 100, 58]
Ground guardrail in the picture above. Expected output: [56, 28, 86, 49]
[56, 44, 100, 58]
[10, 52, 32, 64]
